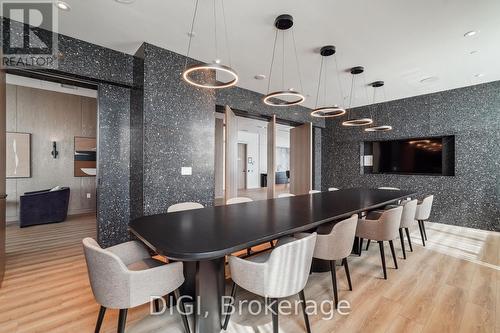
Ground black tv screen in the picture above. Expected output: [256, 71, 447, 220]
[368, 136, 455, 176]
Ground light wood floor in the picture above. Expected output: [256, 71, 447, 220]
[0, 213, 498, 333]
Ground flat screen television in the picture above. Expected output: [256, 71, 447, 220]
[367, 136, 455, 176]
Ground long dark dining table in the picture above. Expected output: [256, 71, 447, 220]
[129, 188, 415, 333]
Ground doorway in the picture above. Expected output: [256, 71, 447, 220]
[237, 143, 247, 190]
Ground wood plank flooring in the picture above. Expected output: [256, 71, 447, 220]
[0, 214, 498, 333]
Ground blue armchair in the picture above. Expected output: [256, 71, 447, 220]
[19, 187, 70, 227]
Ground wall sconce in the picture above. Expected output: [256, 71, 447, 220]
[51, 141, 59, 159]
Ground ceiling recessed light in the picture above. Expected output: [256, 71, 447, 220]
[420, 76, 439, 84]
[474, 73, 484, 78]
[254, 74, 266, 80]
[115, 0, 136, 3]
[464, 30, 477, 37]
[55, 1, 71, 11]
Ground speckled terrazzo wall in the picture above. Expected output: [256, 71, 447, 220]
[138, 43, 216, 214]
[322, 81, 500, 231]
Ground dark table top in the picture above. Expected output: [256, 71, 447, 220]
[129, 188, 415, 261]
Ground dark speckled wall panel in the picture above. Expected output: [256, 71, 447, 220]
[140, 44, 216, 214]
[322, 81, 500, 231]
[96, 84, 131, 247]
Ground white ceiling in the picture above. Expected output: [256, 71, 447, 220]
[55, 0, 500, 108]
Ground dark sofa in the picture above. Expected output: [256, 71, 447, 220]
[19, 187, 70, 227]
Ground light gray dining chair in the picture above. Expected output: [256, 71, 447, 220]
[356, 206, 403, 279]
[223, 233, 317, 333]
[167, 202, 204, 212]
[278, 193, 295, 198]
[83, 238, 191, 333]
[328, 187, 340, 191]
[415, 195, 434, 246]
[398, 199, 418, 259]
[296, 214, 357, 308]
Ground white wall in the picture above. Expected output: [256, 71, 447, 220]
[237, 131, 260, 189]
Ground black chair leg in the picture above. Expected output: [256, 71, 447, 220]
[269, 241, 275, 248]
[399, 229, 406, 259]
[246, 248, 252, 256]
[174, 289, 191, 333]
[298, 290, 312, 333]
[94, 306, 106, 333]
[418, 220, 426, 246]
[329, 260, 338, 308]
[222, 282, 237, 330]
[366, 239, 371, 251]
[268, 298, 279, 333]
[117, 309, 128, 333]
[422, 220, 428, 240]
[342, 258, 352, 291]
[378, 241, 387, 280]
[405, 228, 413, 252]
[358, 238, 364, 256]
[389, 240, 398, 269]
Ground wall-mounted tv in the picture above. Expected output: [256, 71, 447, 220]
[365, 136, 455, 176]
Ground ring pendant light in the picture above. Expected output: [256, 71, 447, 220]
[310, 45, 346, 118]
[262, 14, 305, 106]
[364, 81, 393, 132]
[342, 66, 374, 126]
[182, 0, 238, 89]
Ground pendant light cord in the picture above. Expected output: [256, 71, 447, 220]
[221, 0, 232, 67]
[213, 0, 218, 61]
[266, 29, 279, 94]
[314, 56, 324, 108]
[348, 74, 355, 120]
[185, 0, 199, 69]
[334, 55, 345, 107]
[282, 32, 285, 90]
[291, 30, 304, 93]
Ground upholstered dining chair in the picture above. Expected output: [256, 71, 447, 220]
[356, 206, 403, 279]
[309, 190, 321, 194]
[83, 238, 191, 333]
[223, 233, 317, 333]
[296, 214, 357, 308]
[278, 193, 295, 198]
[226, 197, 253, 205]
[398, 199, 418, 259]
[167, 202, 204, 212]
[415, 195, 434, 246]
[328, 187, 339, 191]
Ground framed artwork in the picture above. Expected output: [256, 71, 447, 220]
[74, 136, 97, 177]
[6, 132, 31, 178]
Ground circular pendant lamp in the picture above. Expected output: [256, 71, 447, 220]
[182, 0, 238, 89]
[364, 81, 393, 132]
[310, 45, 346, 118]
[342, 66, 374, 126]
[262, 15, 305, 106]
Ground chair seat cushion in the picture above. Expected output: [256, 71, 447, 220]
[127, 257, 164, 271]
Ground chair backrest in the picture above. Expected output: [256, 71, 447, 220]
[266, 233, 317, 298]
[309, 190, 321, 194]
[278, 193, 295, 198]
[377, 206, 404, 240]
[415, 195, 434, 220]
[378, 187, 400, 190]
[167, 202, 204, 213]
[313, 214, 357, 260]
[226, 197, 253, 205]
[400, 199, 418, 228]
[82, 238, 129, 308]
[328, 187, 339, 191]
